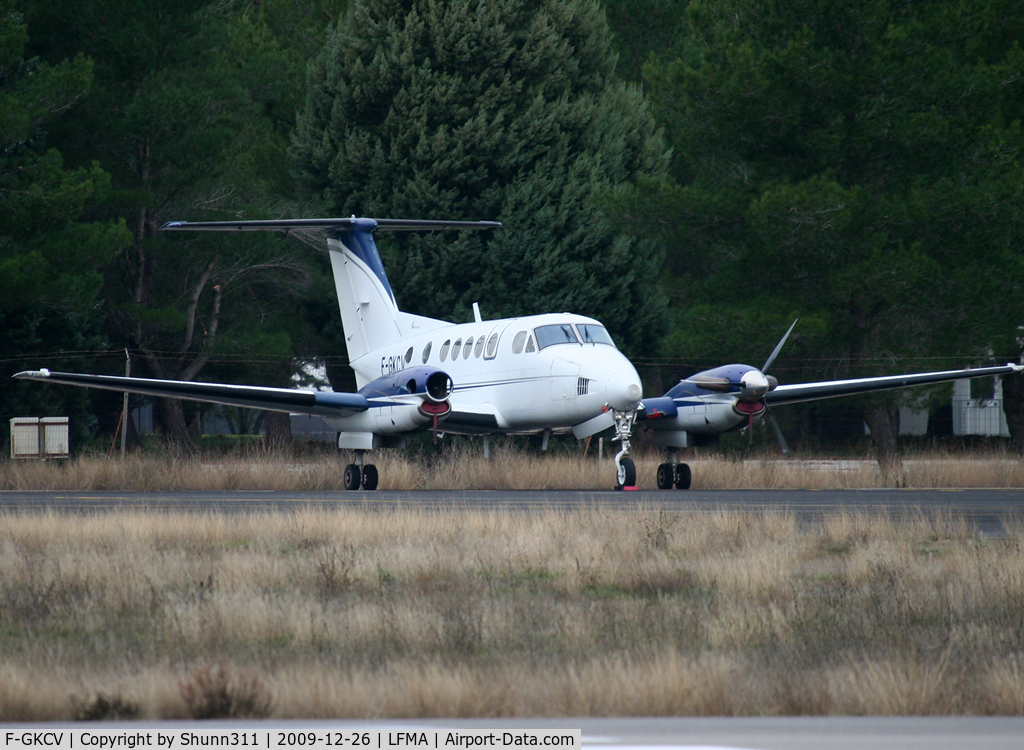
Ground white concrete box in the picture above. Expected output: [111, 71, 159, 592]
[10, 417, 70, 459]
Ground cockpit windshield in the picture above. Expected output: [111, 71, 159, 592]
[534, 324, 580, 350]
[577, 324, 615, 347]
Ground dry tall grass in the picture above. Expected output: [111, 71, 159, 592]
[1, 506, 1022, 719]
[2, 447, 1022, 490]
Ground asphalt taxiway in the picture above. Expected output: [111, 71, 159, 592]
[1, 487, 1022, 533]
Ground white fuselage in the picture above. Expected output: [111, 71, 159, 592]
[328, 311, 642, 436]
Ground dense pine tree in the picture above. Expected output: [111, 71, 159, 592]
[292, 0, 670, 357]
[0, 0, 131, 444]
[633, 0, 1024, 464]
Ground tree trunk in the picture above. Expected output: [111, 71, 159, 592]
[863, 401, 902, 483]
[154, 398, 198, 455]
[1002, 370, 1024, 455]
[264, 411, 293, 454]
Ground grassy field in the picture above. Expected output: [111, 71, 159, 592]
[1, 504, 1023, 720]
[2, 445, 1023, 491]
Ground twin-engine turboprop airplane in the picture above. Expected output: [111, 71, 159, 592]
[636, 320, 1023, 489]
[15, 217, 645, 490]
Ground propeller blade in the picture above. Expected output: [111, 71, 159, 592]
[766, 409, 791, 456]
[761, 318, 798, 374]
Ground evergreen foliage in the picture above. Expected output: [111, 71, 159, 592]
[292, 0, 670, 355]
[631, 0, 1024, 457]
[0, 0, 130, 441]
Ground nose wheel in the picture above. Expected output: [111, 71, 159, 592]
[615, 456, 637, 490]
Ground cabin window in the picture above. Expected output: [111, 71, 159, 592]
[422, 341, 432, 363]
[577, 324, 615, 347]
[485, 332, 499, 359]
[451, 338, 462, 359]
[463, 336, 474, 359]
[405, 346, 414, 364]
[474, 337, 485, 357]
[535, 324, 578, 350]
[525, 335, 535, 353]
[440, 340, 451, 362]
[512, 331, 527, 354]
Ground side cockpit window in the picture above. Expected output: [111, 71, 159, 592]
[512, 331, 527, 354]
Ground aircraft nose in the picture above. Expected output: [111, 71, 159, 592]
[607, 368, 643, 411]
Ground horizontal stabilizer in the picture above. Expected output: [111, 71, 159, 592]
[13, 370, 375, 417]
[160, 218, 501, 234]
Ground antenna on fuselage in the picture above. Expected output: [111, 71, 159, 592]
[472, 302, 483, 323]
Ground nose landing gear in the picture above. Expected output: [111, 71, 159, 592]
[612, 409, 638, 490]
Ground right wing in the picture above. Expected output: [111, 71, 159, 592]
[765, 363, 1023, 406]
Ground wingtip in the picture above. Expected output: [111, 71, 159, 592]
[13, 368, 50, 379]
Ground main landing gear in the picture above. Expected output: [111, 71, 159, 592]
[656, 448, 691, 490]
[343, 451, 378, 491]
[612, 409, 638, 490]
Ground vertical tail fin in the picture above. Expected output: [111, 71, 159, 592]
[326, 224, 404, 365]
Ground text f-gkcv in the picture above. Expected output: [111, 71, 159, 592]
[6, 736, 64, 747]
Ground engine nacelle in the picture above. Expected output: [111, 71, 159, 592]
[342, 365, 454, 433]
[359, 366, 453, 402]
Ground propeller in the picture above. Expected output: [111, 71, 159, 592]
[757, 319, 797, 454]
[729, 319, 798, 449]
[674, 319, 797, 453]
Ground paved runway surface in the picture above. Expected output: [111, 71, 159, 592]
[2, 487, 1022, 533]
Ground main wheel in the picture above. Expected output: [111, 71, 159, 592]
[361, 464, 378, 491]
[674, 462, 692, 490]
[615, 456, 637, 490]
[343, 463, 362, 491]
[656, 462, 674, 490]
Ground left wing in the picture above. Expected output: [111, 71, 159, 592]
[765, 363, 1023, 406]
[13, 369, 380, 417]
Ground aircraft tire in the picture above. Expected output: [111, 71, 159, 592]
[343, 464, 362, 491]
[615, 456, 637, 490]
[656, 463, 674, 490]
[361, 464, 379, 491]
[674, 463, 692, 490]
